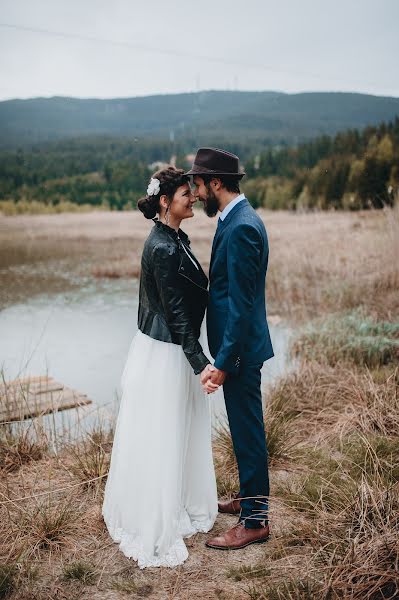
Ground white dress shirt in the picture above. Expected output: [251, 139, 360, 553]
[219, 193, 246, 221]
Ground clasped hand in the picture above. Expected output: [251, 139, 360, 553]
[200, 364, 226, 394]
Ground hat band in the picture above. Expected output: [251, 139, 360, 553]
[191, 163, 239, 174]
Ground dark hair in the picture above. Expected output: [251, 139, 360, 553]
[200, 174, 241, 194]
[137, 166, 189, 219]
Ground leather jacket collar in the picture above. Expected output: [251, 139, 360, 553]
[153, 219, 190, 244]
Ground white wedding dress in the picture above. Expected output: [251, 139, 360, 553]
[102, 315, 219, 568]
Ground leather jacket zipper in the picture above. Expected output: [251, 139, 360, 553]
[161, 229, 208, 292]
[177, 240, 208, 292]
[178, 270, 208, 292]
[179, 238, 199, 270]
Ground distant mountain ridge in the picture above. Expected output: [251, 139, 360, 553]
[1, 90, 399, 149]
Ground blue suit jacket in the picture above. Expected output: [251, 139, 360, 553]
[207, 198, 274, 376]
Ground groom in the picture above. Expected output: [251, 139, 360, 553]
[186, 147, 274, 550]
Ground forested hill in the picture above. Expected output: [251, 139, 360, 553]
[1, 117, 398, 213]
[1, 90, 399, 149]
[244, 117, 399, 210]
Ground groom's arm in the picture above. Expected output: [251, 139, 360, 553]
[213, 223, 263, 376]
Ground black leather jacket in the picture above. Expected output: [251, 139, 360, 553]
[137, 220, 211, 375]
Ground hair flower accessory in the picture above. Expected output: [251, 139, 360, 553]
[147, 178, 161, 196]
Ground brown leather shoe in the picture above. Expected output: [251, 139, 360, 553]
[218, 492, 241, 515]
[206, 522, 270, 550]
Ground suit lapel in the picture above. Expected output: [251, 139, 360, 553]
[210, 218, 223, 258]
[210, 198, 249, 270]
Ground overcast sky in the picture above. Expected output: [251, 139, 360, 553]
[0, 0, 398, 101]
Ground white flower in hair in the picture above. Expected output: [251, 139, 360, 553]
[147, 178, 161, 196]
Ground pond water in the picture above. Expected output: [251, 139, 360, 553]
[0, 278, 292, 440]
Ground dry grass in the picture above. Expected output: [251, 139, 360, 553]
[0, 199, 107, 216]
[212, 420, 240, 497]
[65, 423, 114, 494]
[0, 428, 47, 475]
[0, 564, 18, 598]
[199, 352, 398, 599]
[266, 205, 399, 321]
[236, 350, 399, 599]
[1, 206, 399, 320]
[264, 362, 399, 441]
[62, 560, 97, 585]
[0, 378, 396, 600]
[0, 405, 267, 599]
[292, 310, 399, 367]
[15, 495, 83, 558]
[1, 207, 398, 598]
[211, 313, 398, 600]
[213, 391, 300, 499]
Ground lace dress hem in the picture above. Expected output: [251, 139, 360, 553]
[102, 507, 215, 568]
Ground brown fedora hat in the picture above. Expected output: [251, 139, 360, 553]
[185, 147, 246, 178]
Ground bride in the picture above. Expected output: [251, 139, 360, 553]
[102, 166, 219, 568]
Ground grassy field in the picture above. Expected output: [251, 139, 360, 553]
[1, 206, 398, 319]
[0, 207, 398, 599]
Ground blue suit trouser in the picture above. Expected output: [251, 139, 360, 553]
[222, 362, 270, 528]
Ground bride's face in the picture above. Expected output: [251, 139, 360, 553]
[168, 183, 196, 221]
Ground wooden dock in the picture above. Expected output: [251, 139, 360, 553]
[0, 376, 92, 423]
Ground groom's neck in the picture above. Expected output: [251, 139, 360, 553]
[218, 192, 240, 213]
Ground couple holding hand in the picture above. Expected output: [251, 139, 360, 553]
[102, 147, 274, 568]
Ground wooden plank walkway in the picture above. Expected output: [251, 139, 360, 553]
[0, 376, 92, 423]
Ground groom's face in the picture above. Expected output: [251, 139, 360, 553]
[192, 176, 219, 218]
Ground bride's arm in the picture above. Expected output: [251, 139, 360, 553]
[152, 241, 211, 375]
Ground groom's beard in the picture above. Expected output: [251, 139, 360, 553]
[203, 185, 219, 217]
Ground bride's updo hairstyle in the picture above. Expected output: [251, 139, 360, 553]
[137, 166, 189, 220]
